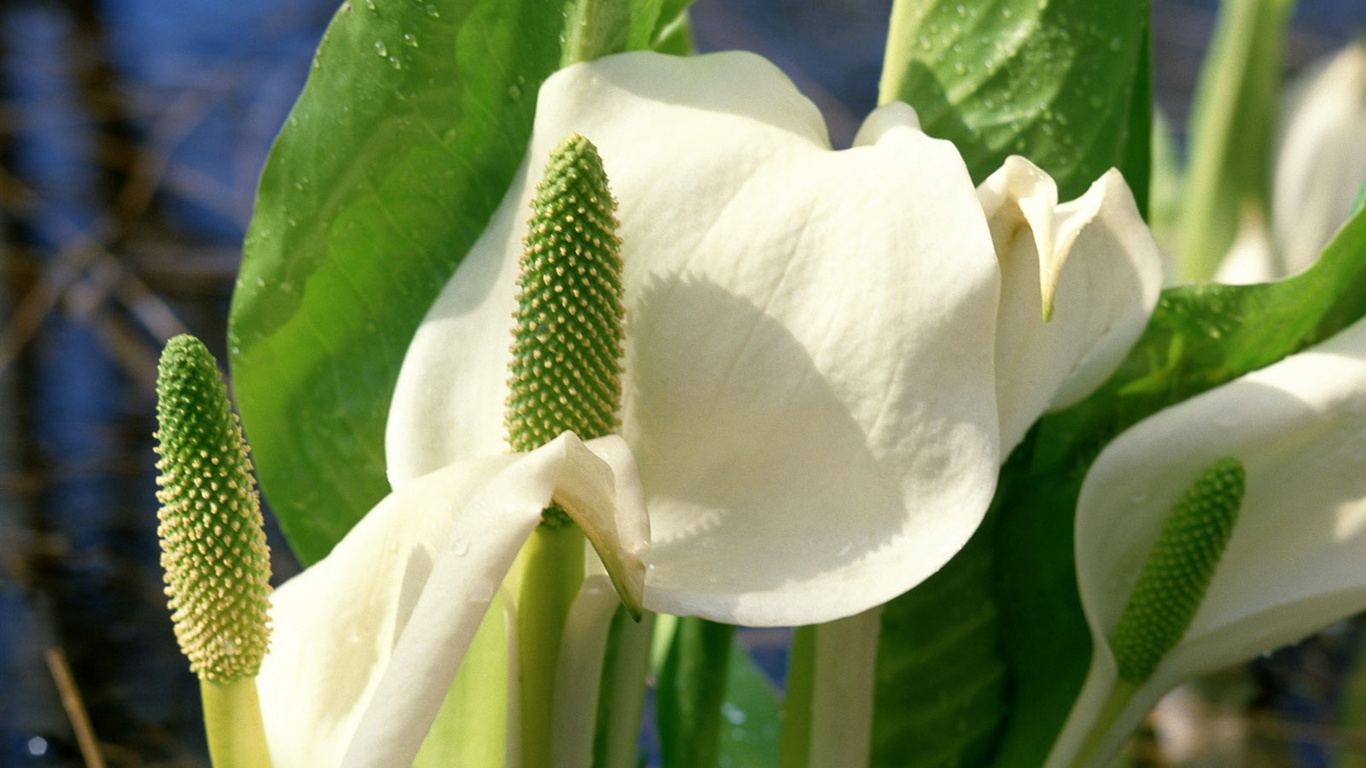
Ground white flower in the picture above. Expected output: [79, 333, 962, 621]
[254, 50, 1161, 767]
[1216, 37, 1366, 284]
[1048, 313, 1366, 768]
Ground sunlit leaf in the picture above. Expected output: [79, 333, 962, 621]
[880, 0, 1150, 203]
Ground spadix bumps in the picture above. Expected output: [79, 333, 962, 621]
[507, 133, 624, 454]
[155, 334, 271, 682]
[1110, 456, 1244, 683]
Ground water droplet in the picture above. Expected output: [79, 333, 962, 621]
[508, 84, 522, 100]
[1109, 36, 1123, 52]
[425, 4, 439, 17]
[389, 56, 402, 70]
[364, 0, 375, 9]
[442, 128, 458, 142]
[374, 40, 388, 57]
[953, 62, 966, 75]
[451, 539, 469, 556]
[721, 702, 746, 725]
[403, 33, 418, 47]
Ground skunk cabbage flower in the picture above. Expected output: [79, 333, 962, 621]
[1272, 36, 1366, 276]
[1047, 314, 1366, 768]
[255, 50, 1161, 766]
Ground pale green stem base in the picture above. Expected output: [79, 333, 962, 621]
[201, 677, 272, 768]
[1066, 678, 1141, 768]
[517, 523, 586, 768]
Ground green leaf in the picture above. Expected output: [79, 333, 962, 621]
[228, 0, 691, 564]
[987, 197, 1366, 768]
[718, 636, 782, 768]
[871, 525, 1008, 768]
[879, 0, 1150, 203]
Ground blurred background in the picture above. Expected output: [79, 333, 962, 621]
[0, 0, 1364, 765]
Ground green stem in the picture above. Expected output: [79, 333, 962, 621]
[1065, 679, 1141, 768]
[777, 625, 817, 768]
[878, 0, 928, 106]
[201, 677, 272, 768]
[562, 0, 632, 65]
[809, 609, 880, 768]
[657, 618, 734, 768]
[517, 522, 586, 768]
[1177, 0, 1296, 281]
[779, 610, 881, 768]
[597, 610, 657, 768]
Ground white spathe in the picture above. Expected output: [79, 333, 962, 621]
[386, 50, 1006, 627]
[1047, 314, 1366, 768]
[258, 433, 646, 767]
[978, 157, 1162, 454]
[258, 49, 1162, 767]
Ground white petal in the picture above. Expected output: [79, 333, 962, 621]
[1054, 314, 1366, 767]
[388, 51, 1003, 627]
[1273, 38, 1366, 276]
[978, 157, 1163, 454]
[257, 433, 645, 768]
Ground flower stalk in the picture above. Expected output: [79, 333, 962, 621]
[155, 334, 273, 768]
[506, 132, 626, 767]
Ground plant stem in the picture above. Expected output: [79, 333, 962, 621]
[597, 609, 657, 768]
[778, 625, 816, 768]
[1065, 679, 1140, 768]
[517, 522, 586, 768]
[1177, 0, 1297, 281]
[562, 0, 632, 65]
[778, 609, 881, 768]
[201, 677, 272, 768]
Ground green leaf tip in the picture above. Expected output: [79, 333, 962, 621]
[506, 133, 625, 454]
[155, 334, 272, 682]
[1110, 456, 1245, 683]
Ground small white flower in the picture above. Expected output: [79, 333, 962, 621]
[1049, 314, 1366, 768]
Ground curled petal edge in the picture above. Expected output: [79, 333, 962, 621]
[257, 433, 647, 768]
[979, 157, 1163, 454]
